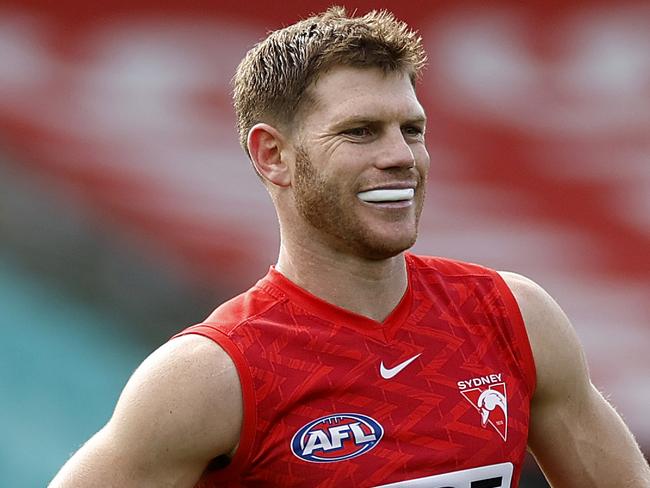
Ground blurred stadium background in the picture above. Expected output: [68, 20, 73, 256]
[0, 0, 648, 486]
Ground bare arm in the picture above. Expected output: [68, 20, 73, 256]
[49, 334, 242, 488]
[501, 272, 650, 487]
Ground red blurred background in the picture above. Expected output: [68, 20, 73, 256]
[0, 1, 648, 485]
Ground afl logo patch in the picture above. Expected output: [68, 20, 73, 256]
[290, 413, 384, 463]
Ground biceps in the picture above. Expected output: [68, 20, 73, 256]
[529, 385, 648, 488]
[50, 424, 204, 488]
[50, 427, 129, 486]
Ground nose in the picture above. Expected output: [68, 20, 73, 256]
[373, 126, 416, 170]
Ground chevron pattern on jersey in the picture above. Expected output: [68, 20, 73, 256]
[180, 254, 535, 488]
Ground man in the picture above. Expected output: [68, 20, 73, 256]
[50, 7, 650, 488]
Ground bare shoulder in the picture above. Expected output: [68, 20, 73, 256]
[498, 271, 577, 347]
[498, 273, 650, 486]
[497, 271, 589, 397]
[497, 271, 564, 330]
[112, 333, 243, 457]
[50, 333, 242, 487]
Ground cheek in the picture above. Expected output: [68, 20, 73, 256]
[414, 146, 430, 178]
[321, 156, 361, 188]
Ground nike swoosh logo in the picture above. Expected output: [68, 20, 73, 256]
[380, 353, 422, 379]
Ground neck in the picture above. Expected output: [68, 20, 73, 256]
[276, 238, 409, 322]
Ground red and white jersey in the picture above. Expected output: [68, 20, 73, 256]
[174, 253, 536, 487]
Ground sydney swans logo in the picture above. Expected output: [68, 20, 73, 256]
[458, 373, 508, 441]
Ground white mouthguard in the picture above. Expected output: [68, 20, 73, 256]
[357, 188, 414, 203]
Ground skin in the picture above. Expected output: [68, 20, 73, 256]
[49, 66, 650, 487]
[261, 67, 429, 321]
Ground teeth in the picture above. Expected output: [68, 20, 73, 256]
[357, 188, 414, 202]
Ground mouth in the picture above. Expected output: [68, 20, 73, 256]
[356, 188, 415, 203]
[481, 408, 490, 427]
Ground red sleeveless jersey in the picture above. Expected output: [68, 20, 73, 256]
[174, 253, 536, 487]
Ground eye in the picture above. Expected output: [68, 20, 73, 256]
[402, 125, 425, 139]
[342, 126, 372, 138]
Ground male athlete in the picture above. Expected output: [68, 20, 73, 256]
[51, 7, 650, 487]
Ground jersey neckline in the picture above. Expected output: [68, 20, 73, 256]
[255, 253, 416, 341]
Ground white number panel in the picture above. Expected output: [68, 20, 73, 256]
[374, 462, 514, 488]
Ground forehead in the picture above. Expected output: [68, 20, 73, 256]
[303, 66, 425, 127]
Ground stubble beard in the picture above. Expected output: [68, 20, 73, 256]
[293, 148, 424, 260]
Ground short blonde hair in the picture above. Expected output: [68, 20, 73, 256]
[233, 6, 427, 156]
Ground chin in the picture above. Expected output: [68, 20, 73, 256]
[355, 232, 417, 261]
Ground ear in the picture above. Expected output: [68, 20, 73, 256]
[247, 123, 291, 187]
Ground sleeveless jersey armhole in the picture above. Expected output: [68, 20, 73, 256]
[173, 324, 257, 477]
[492, 274, 538, 397]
